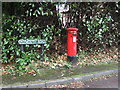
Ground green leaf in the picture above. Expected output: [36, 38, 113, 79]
[37, 55, 40, 58]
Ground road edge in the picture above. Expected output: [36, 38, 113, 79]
[2, 69, 118, 88]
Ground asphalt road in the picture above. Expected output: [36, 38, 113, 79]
[49, 74, 119, 88]
[83, 74, 118, 88]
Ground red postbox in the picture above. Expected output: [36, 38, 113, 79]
[66, 28, 78, 63]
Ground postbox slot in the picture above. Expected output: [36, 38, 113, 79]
[73, 34, 77, 35]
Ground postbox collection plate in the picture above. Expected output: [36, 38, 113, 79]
[73, 37, 76, 42]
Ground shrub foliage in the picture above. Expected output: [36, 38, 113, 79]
[2, 2, 119, 71]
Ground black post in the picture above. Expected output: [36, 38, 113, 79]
[21, 45, 24, 52]
[41, 44, 44, 61]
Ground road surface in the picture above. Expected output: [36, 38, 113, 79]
[49, 74, 119, 88]
[83, 74, 118, 88]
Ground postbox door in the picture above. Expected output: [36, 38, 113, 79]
[67, 31, 77, 56]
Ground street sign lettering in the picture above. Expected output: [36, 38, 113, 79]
[18, 39, 46, 44]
